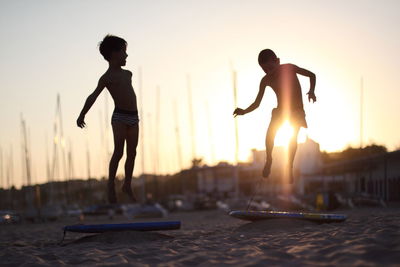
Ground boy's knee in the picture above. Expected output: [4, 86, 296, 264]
[113, 150, 124, 160]
[126, 151, 137, 160]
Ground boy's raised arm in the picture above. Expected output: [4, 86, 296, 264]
[77, 77, 106, 128]
[295, 66, 316, 103]
[233, 76, 268, 117]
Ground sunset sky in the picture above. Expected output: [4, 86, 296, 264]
[1, 0, 400, 188]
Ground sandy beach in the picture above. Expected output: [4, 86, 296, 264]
[1, 207, 400, 266]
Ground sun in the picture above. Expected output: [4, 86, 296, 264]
[274, 121, 294, 147]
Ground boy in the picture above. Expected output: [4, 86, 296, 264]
[77, 35, 138, 203]
[233, 49, 316, 183]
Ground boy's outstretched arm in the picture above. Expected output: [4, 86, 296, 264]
[77, 77, 106, 128]
[233, 76, 267, 117]
[295, 66, 316, 103]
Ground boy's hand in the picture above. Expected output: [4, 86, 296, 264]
[77, 115, 86, 128]
[307, 91, 316, 103]
[233, 108, 246, 117]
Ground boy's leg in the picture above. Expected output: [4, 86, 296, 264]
[263, 119, 279, 177]
[122, 124, 139, 202]
[288, 126, 300, 183]
[109, 121, 127, 203]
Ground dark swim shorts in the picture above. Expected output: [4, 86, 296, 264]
[111, 107, 139, 126]
[271, 108, 308, 128]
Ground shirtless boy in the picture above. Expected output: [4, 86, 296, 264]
[77, 35, 138, 203]
[233, 49, 316, 183]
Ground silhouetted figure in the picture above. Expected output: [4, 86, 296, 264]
[233, 49, 316, 183]
[77, 35, 138, 203]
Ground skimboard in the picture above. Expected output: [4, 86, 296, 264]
[64, 221, 181, 233]
[229, 210, 346, 223]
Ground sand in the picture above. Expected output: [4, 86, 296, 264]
[1, 207, 400, 266]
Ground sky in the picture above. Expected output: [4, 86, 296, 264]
[0, 0, 399, 188]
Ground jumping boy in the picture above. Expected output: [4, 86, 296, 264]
[233, 49, 316, 183]
[77, 35, 138, 203]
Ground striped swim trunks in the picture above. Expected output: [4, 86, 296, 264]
[111, 107, 139, 126]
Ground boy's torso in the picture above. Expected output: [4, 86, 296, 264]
[103, 69, 137, 111]
[267, 64, 304, 111]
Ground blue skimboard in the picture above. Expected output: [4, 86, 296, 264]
[64, 221, 181, 234]
[229, 210, 346, 223]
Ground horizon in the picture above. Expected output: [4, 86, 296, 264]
[1, 0, 400, 188]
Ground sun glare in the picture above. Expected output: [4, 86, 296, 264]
[274, 121, 294, 147]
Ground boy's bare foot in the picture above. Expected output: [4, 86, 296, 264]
[122, 180, 137, 202]
[108, 180, 117, 204]
[262, 161, 272, 178]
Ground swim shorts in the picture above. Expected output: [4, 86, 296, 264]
[111, 107, 139, 126]
[271, 108, 308, 128]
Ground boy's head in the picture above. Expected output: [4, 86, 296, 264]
[258, 49, 280, 73]
[99, 35, 128, 65]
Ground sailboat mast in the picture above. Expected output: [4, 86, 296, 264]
[51, 94, 67, 181]
[138, 67, 146, 203]
[86, 140, 91, 180]
[20, 114, 31, 186]
[232, 70, 239, 163]
[104, 91, 110, 173]
[98, 110, 106, 176]
[360, 77, 364, 149]
[68, 141, 74, 180]
[45, 134, 50, 182]
[138, 67, 145, 173]
[205, 102, 216, 164]
[155, 86, 160, 174]
[173, 102, 183, 170]
[57, 94, 67, 180]
[7, 145, 13, 189]
[187, 74, 196, 162]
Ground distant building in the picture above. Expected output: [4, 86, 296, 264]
[302, 150, 400, 201]
[196, 162, 238, 199]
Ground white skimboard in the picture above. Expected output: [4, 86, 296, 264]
[229, 210, 347, 223]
